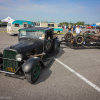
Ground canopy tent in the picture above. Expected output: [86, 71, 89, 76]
[91, 24, 98, 27]
[1, 16, 14, 22]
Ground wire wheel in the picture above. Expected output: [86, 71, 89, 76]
[25, 62, 41, 84]
[65, 32, 73, 43]
[76, 36, 84, 44]
[32, 64, 40, 80]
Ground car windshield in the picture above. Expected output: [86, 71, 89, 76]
[19, 31, 45, 40]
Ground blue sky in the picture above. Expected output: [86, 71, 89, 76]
[0, 0, 100, 24]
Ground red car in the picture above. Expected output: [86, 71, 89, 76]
[87, 26, 93, 29]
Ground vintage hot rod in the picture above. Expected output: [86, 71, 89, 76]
[0, 27, 60, 84]
[61, 31, 100, 47]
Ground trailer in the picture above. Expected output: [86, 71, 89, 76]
[60, 31, 100, 47]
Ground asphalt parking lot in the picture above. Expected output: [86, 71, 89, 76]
[0, 28, 100, 100]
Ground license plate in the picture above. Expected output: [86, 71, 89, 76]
[6, 67, 15, 72]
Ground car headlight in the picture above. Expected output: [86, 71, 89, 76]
[16, 54, 22, 61]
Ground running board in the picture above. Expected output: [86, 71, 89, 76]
[0, 70, 15, 75]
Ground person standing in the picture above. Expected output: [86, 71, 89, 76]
[75, 25, 82, 34]
[97, 29, 100, 34]
[68, 25, 72, 32]
[73, 25, 76, 33]
[65, 25, 66, 29]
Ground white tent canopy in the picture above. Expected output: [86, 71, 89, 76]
[1, 16, 14, 22]
[96, 22, 100, 26]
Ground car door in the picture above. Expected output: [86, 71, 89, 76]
[44, 31, 53, 52]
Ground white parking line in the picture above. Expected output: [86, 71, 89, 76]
[54, 58, 100, 92]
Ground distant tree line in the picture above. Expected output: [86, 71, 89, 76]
[59, 21, 91, 26]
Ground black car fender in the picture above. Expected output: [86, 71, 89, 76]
[53, 39, 60, 52]
[22, 57, 44, 73]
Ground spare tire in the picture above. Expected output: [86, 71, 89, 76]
[75, 35, 84, 44]
[64, 32, 73, 43]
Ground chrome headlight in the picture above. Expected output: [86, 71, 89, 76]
[16, 54, 22, 61]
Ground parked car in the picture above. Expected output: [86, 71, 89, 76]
[36, 21, 63, 33]
[0, 23, 7, 27]
[81, 26, 86, 28]
[87, 26, 93, 29]
[0, 27, 60, 84]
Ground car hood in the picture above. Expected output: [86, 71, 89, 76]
[10, 38, 43, 53]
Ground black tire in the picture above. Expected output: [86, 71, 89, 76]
[55, 41, 60, 54]
[0, 52, 3, 64]
[25, 62, 41, 84]
[57, 42, 60, 53]
[53, 40, 60, 54]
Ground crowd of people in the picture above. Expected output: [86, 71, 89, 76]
[62, 25, 100, 34]
[62, 25, 82, 34]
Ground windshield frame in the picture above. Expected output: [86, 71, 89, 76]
[19, 30, 45, 40]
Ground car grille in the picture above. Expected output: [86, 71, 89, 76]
[3, 50, 18, 73]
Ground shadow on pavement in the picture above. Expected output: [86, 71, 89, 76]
[35, 60, 54, 85]
[65, 43, 100, 50]
[35, 45, 65, 84]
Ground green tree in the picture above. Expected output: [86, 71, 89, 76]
[86, 24, 90, 26]
[76, 21, 85, 26]
[59, 21, 85, 26]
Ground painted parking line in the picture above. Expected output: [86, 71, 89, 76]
[54, 58, 100, 92]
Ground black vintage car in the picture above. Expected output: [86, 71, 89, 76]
[0, 27, 60, 84]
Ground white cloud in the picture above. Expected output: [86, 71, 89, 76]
[0, 0, 87, 15]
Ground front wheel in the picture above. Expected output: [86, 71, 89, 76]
[25, 62, 41, 84]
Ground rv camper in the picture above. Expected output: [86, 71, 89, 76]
[7, 20, 33, 35]
[36, 21, 63, 33]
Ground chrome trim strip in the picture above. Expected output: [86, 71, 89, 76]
[0, 57, 17, 61]
[0, 70, 15, 74]
[3, 58, 17, 61]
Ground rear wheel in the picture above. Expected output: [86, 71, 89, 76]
[57, 42, 60, 53]
[0, 52, 3, 65]
[54, 40, 60, 54]
[25, 62, 41, 84]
